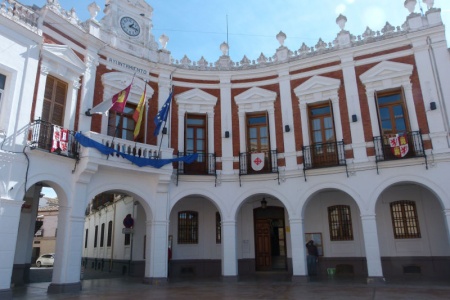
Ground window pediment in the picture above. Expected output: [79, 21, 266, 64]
[234, 87, 277, 113]
[101, 72, 153, 105]
[360, 61, 413, 84]
[175, 88, 217, 114]
[41, 44, 85, 78]
[294, 76, 340, 97]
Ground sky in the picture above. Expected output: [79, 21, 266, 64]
[19, 0, 450, 64]
[17, 0, 450, 199]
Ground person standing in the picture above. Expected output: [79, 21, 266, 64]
[306, 240, 319, 276]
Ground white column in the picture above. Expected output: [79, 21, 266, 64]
[366, 90, 381, 137]
[66, 79, 81, 130]
[412, 38, 450, 150]
[340, 55, 368, 162]
[33, 68, 49, 121]
[238, 111, 246, 153]
[360, 214, 385, 283]
[443, 209, 450, 248]
[278, 69, 297, 169]
[331, 96, 343, 141]
[145, 220, 169, 282]
[79, 51, 99, 132]
[48, 182, 88, 293]
[402, 83, 419, 131]
[0, 198, 22, 293]
[289, 218, 308, 280]
[299, 102, 310, 145]
[220, 76, 234, 175]
[177, 108, 185, 152]
[268, 108, 276, 151]
[221, 220, 237, 277]
[207, 111, 214, 154]
[144, 182, 169, 284]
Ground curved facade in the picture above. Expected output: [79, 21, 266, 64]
[1, 0, 450, 297]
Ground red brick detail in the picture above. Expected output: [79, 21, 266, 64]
[290, 61, 341, 76]
[355, 45, 412, 61]
[231, 75, 278, 84]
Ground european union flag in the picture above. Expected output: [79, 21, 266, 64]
[153, 92, 173, 136]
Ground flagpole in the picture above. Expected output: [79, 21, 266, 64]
[144, 82, 149, 144]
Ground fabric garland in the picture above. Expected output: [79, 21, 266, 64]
[74, 133, 198, 169]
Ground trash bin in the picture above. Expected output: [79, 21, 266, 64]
[327, 268, 336, 276]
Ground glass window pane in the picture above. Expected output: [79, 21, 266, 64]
[378, 94, 401, 105]
[382, 120, 392, 130]
[260, 127, 267, 137]
[312, 119, 321, 130]
[0, 74, 5, 89]
[310, 106, 330, 116]
[395, 119, 406, 132]
[196, 140, 204, 151]
[379, 107, 390, 120]
[197, 128, 204, 139]
[393, 105, 404, 118]
[314, 131, 322, 143]
[186, 140, 194, 151]
[187, 118, 204, 125]
[324, 117, 333, 129]
[249, 127, 257, 138]
[248, 116, 266, 125]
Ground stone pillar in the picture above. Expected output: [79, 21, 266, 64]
[278, 68, 297, 170]
[177, 108, 185, 151]
[290, 218, 308, 282]
[360, 214, 385, 284]
[443, 209, 450, 249]
[221, 220, 237, 280]
[411, 37, 450, 151]
[144, 182, 170, 285]
[268, 108, 276, 151]
[79, 49, 99, 132]
[12, 186, 40, 286]
[33, 67, 49, 121]
[340, 55, 368, 162]
[48, 183, 88, 294]
[299, 102, 310, 146]
[0, 198, 22, 299]
[207, 111, 214, 154]
[220, 76, 234, 174]
[238, 112, 246, 153]
[366, 89, 381, 137]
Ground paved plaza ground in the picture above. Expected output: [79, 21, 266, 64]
[10, 269, 450, 299]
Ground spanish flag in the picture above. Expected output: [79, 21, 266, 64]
[133, 85, 147, 140]
[110, 84, 132, 113]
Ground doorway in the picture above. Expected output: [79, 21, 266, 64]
[254, 206, 287, 271]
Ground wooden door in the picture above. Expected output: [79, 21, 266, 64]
[255, 219, 271, 271]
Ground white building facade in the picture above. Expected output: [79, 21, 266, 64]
[1, 0, 450, 298]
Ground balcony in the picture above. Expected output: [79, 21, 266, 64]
[239, 150, 279, 185]
[176, 152, 216, 185]
[373, 131, 427, 172]
[29, 119, 79, 159]
[302, 140, 347, 180]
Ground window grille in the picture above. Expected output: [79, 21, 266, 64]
[328, 205, 354, 241]
[390, 200, 421, 239]
[178, 211, 198, 244]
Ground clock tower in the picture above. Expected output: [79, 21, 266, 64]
[100, 0, 159, 60]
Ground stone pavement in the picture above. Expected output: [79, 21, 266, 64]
[11, 273, 450, 300]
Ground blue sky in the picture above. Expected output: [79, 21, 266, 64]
[20, 0, 450, 63]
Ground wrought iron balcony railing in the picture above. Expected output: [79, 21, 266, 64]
[373, 131, 427, 171]
[29, 119, 79, 159]
[239, 150, 279, 185]
[302, 140, 347, 180]
[177, 152, 216, 175]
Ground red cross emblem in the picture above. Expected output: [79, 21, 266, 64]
[253, 157, 262, 165]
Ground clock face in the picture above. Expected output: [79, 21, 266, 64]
[120, 16, 140, 36]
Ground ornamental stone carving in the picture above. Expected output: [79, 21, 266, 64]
[404, 0, 417, 14]
[88, 2, 100, 20]
[336, 14, 347, 31]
